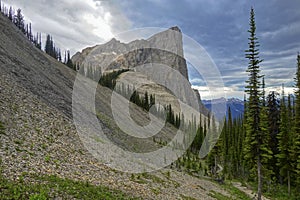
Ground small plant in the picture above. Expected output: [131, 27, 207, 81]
[14, 139, 23, 145]
[179, 194, 197, 200]
[41, 143, 47, 149]
[0, 121, 6, 135]
[130, 174, 135, 180]
[151, 188, 160, 195]
[166, 171, 171, 179]
[29, 193, 47, 200]
[208, 191, 231, 200]
[44, 155, 51, 162]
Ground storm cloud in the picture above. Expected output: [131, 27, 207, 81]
[3, 0, 300, 99]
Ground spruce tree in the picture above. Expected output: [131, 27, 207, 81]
[277, 85, 293, 195]
[8, 6, 13, 21]
[66, 50, 74, 68]
[45, 34, 52, 55]
[292, 53, 300, 188]
[267, 91, 280, 180]
[14, 8, 25, 33]
[243, 8, 269, 199]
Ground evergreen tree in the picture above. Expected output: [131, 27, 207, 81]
[66, 50, 74, 68]
[144, 91, 149, 111]
[243, 8, 268, 199]
[292, 53, 300, 188]
[45, 34, 52, 55]
[267, 91, 280, 180]
[277, 85, 293, 195]
[34, 32, 42, 49]
[14, 8, 25, 33]
[39, 33, 42, 49]
[8, 6, 13, 21]
[259, 92, 273, 182]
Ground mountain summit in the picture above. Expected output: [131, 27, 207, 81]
[72, 27, 207, 115]
[72, 26, 188, 80]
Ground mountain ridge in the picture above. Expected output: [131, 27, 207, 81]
[71, 26, 210, 117]
[72, 26, 188, 79]
[203, 97, 244, 120]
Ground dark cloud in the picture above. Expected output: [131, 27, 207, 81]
[116, 0, 300, 98]
[3, 0, 299, 98]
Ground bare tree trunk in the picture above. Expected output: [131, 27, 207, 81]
[288, 170, 290, 196]
[257, 157, 262, 200]
[214, 155, 217, 176]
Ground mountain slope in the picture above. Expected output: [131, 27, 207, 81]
[203, 98, 244, 120]
[0, 13, 232, 199]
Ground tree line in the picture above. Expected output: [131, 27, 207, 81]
[83, 8, 300, 197]
[98, 70, 182, 128]
[207, 8, 300, 199]
[0, 1, 73, 68]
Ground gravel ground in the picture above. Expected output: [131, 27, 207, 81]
[0, 13, 231, 199]
[0, 72, 230, 199]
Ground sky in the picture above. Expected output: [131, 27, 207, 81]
[2, 0, 300, 99]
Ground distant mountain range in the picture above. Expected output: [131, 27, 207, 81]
[202, 98, 244, 120]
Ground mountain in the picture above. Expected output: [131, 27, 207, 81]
[72, 26, 209, 118]
[72, 26, 188, 79]
[0, 13, 230, 199]
[203, 98, 244, 120]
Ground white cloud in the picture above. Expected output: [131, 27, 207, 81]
[192, 85, 244, 100]
[265, 86, 295, 96]
[2, 0, 132, 54]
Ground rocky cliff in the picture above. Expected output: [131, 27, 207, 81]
[72, 27, 205, 115]
[72, 26, 188, 80]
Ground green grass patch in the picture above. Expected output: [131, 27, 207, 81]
[0, 172, 140, 199]
[141, 172, 165, 184]
[222, 183, 252, 200]
[242, 180, 299, 200]
[209, 191, 231, 200]
[0, 121, 6, 135]
[263, 184, 299, 200]
[179, 194, 197, 200]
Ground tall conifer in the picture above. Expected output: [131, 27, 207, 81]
[243, 8, 270, 199]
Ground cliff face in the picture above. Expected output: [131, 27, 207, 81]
[72, 26, 188, 80]
[72, 27, 204, 116]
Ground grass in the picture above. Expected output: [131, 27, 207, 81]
[0, 169, 140, 199]
[263, 184, 299, 200]
[130, 172, 166, 186]
[0, 121, 138, 199]
[243, 180, 300, 200]
[208, 191, 231, 200]
[0, 121, 6, 135]
[141, 172, 165, 184]
[208, 181, 252, 200]
[222, 183, 252, 200]
[179, 194, 197, 200]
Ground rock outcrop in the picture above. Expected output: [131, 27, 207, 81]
[72, 27, 206, 116]
[72, 26, 188, 80]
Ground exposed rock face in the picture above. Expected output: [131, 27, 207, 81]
[72, 26, 188, 80]
[72, 27, 202, 115]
